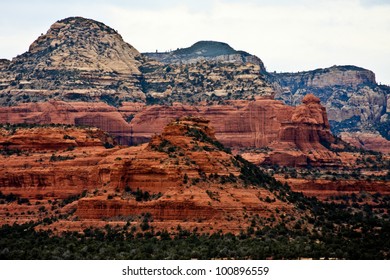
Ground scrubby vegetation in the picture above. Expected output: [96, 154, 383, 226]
[124, 186, 162, 202]
[0, 118, 388, 260]
[1, 152, 389, 259]
[185, 126, 231, 154]
[0, 218, 389, 259]
[0, 191, 30, 205]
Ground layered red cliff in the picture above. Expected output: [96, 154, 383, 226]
[0, 94, 340, 167]
[0, 118, 298, 233]
[0, 116, 387, 234]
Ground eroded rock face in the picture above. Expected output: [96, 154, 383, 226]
[0, 17, 145, 103]
[0, 101, 134, 144]
[140, 58, 274, 103]
[0, 117, 387, 234]
[0, 118, 297, 232]
[0, 126, 114, 200]
[270, 65, 390, 146]
[340, 132, 390, 154]
[0, 18, 274, 107]
[277, 176, 390, 202]
[0, 95, 340, 166]
[143, 40, 266, 72]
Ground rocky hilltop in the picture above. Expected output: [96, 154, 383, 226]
[0, 59, 10, 70]
[0, 17, 145, 104]
[140, 59, 273, 104]
[143, 40, 266, 71]
[269, 66, 390, 144]
[0, 18, 274, 107]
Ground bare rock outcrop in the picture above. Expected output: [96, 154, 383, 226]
[143, 40, 266, 72]
[0, 17, 145, 103]
[340, 132, 390, 154]
[0, 95, 341, 166]
[0, 118, 297, 232]
[270, 65, 390, 150]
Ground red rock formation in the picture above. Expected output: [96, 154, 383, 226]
[0, 126, 114, 200]
[0, 101, 133, 145]
[340, 132, 390, 154]
[0, 118, 298, 232]
[0, 95, 340, 166]
[276, 176, 390, 203]
[0, 117, 387, 233]
[76, 117, 293, 222]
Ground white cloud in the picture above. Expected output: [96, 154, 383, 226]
[0, 0, 389, 84]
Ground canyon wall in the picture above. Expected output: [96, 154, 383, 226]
[0, 95, 339, 167]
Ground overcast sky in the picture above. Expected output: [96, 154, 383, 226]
[1, 0, 389, 84]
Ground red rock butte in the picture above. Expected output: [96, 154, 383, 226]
[0, 117, 306, 233]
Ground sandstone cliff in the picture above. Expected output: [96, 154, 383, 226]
[269, 66, 390, 150]
[0, 118, 299, 233]
[339, 132, 390, 154]
[0, 16, 388, 154]
[0, 117, 387, 234]
[0, 94, 340, 167]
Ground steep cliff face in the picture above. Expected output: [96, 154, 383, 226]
[140, 58, 274, 104]
[0, 116, 387, 234]
[339, 132, 390, 154]
[270, 66, 390, 148]
[0, 125, 114, 200]
[0, 95, 340, 167]
[0, 101, 134, 144]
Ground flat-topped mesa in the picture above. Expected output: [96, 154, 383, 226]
[272, 65, 376, 91]
[308, 66, 376, 87]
